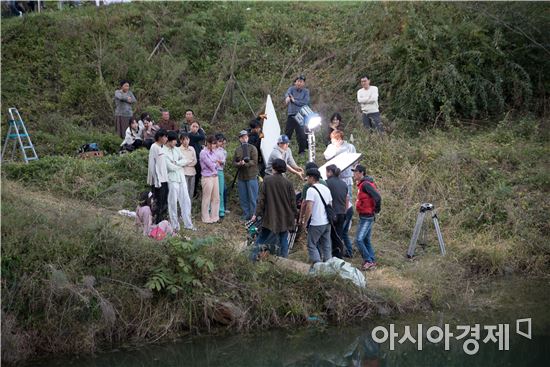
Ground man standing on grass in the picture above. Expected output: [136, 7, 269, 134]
[250, 159, 297, 260]
[284, 75, 310, 154]
[114, 80, 137, 139]
[357, 74, 383, 132]
[353, 165, 382, 270]
[233, 130, 259, 221]
[301, 168, 333, 264]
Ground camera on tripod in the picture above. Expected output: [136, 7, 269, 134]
[419, 203, 434, 212]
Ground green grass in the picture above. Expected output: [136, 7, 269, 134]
[1, 1, 549, 364]
[2, 116, 548, 362]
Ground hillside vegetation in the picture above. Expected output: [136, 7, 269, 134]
[1, 1, 548, 155]
[1, 1, 549, 364]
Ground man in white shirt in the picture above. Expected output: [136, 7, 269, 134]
[357, 75, 383, 132]
[147, 129, 169, 223]
[301, 168, 333, 264]
[165, 131, 195, 232]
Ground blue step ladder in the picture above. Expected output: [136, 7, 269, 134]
[2, 107, 39, 164]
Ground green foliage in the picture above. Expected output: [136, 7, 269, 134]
[1, 1, 547, 149]
[146, 237, 215, 294]
[379, 3, 534, 124]
[1, 3, 549, 362]
[2, 150, 149, 209]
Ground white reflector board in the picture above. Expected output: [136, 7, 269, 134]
[260, 95, 281, 164]
[319, 152, 362, 180]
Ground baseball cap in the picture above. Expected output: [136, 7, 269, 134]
[295, 74, 306, 82]
[277, 135, 290, 144]
[352, 164, 366, 174]
[238, 130, 248, 137]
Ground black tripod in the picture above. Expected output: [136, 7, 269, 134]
[407, 203, 446, 258]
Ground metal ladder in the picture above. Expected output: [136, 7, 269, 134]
[2, 107, 39, 164]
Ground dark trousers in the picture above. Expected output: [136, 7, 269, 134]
[144, 139, 154, 150]
[362, 112, 384, 132]
[115, 115, 129, 139]
[285, 115, 308, 153]
[122, 139, 143, 152]
[333, 213, 347, 243]
[194, 162, 201, 198]
[342, 207, 354, 257]
[152, 182, 169, 224]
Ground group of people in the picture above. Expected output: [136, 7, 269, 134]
[249, 128, 381, 270]
[119, 73, 383, 270]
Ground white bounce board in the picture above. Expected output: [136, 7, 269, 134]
[260, 95, 281, 164]
[319, 152, 362, 180]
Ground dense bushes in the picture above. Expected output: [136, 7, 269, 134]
[1, 1, 547, 144]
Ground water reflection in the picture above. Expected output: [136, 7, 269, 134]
[29, 323, 548, 367]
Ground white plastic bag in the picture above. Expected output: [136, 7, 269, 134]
[312, 257, 367, 288]
[118, 209, 136, 218]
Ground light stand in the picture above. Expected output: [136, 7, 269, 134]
[306, 129, 316, 163]
[304, 113, 322, 163]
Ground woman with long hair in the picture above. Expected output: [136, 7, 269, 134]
[325, 112, 343, 146]
[199, 135, 221, 223]
[120, 117, 143, 152]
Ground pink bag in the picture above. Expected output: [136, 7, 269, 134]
[149, 226, 166, 241]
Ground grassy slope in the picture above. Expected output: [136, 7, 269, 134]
[2, 118, 549, 362]
[1, 2, 548, 157]
[1, 1, 549, 364]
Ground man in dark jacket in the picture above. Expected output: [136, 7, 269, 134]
[284, 75, 310, 154]
[247, 119, 265, 177]
[250, 159, 297, 260]
[326, 164, 349, 251]
[188, 121, 206, 198]
[158, 109, 178, 132]
[353, 165, 382, 270]
[233, 130, 259, 221]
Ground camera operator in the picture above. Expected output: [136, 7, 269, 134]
[233, 130, 259, 221]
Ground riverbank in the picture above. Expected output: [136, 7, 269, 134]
[2, 123, 549, 364]
[20, 277, 550, 367]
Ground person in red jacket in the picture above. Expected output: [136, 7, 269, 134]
[353, 165, 381, 270]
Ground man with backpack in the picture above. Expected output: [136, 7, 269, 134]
[353, 165, 382, 270]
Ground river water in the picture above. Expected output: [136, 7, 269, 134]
[27, 277, 550, 367]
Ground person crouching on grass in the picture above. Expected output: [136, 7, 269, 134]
[135, 191, 174, 238]
[165, 131, 196, 232]
[199, 135, 221, 224]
